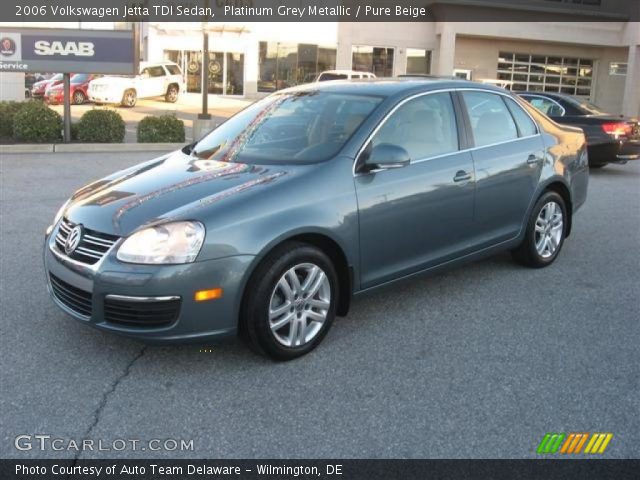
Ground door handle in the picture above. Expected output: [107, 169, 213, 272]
[527, 154, 543, 165]
[453, 170, 472, 183]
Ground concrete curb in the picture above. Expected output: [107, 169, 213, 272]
[1, 143, 185, 154]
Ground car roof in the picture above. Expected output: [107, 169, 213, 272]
[281, 78, 509, 98]
[140, 61, 179, 68]
[520, 91, 579, 102]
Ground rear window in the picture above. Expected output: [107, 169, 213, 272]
[166, 64, 182, 75]
[318, 73, 348, 81]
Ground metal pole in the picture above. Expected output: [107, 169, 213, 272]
[63, 73, 71, 143]
[199, 30, 211, 120]
[199, 0, 211, 120]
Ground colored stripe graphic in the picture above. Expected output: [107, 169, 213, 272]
[540, 433, 612, 454]
[585, 433, 613, 454]
[537, 433, 565, 454]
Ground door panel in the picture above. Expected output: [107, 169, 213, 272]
[470, 137, 544, 245]
[355, 92, 475, 288]
[460, 91, 545, 246]
[356, 152, 475, 288]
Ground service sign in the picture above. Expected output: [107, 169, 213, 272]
[0, 27, 136, 74]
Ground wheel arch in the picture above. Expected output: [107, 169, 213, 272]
[540, 179, 573, 237]
[239, 231, 354, 322]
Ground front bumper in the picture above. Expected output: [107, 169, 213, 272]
[44, 223, 254, 343]
[88, 92, 123, 104]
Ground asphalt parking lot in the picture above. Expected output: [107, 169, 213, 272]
[1, 152, 638, 459]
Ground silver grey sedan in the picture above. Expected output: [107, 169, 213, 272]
[44, 79, 589, 360]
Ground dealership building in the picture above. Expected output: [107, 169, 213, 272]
[142, 13, 639, 116]
[1, 2, 639, 117]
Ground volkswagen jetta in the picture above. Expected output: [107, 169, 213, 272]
[44, 79, 589, 360]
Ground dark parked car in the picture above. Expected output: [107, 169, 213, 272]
[44, 79, 589, 360]
[45, 74, 97, 105]
[30, 73, 64, 99]
[520, 92, 640, 168]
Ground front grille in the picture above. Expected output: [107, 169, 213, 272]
[55, 218, 119, 265]
[49, 273, 93, 318]
[104, 297, 181, 328]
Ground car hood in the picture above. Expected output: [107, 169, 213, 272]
[63, 150, 293, 236]
[32, 80, 51, 90]
[90, 76, 134, 87]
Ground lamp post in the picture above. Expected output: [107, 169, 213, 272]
[199, 0, 211, 120]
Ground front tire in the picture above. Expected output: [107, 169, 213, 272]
[72, 90, 86, 105]
[121, 89, 137, 107]
[512, 191, 567, 268]
[241, 242, 338, 360]
[165, 85, 179, 103]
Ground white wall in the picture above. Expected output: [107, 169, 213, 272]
[0, 72, 24, 101]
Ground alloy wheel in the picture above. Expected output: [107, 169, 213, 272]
[534, 201, 563, 259]
[268, 263, 331, 348]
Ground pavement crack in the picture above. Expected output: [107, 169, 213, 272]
[71, 345, 148, 464]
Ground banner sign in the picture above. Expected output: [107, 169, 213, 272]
[0, 27, 136, 74]
[1, 0, 638, 22]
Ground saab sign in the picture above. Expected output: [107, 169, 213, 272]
[0, 27, 136, 74]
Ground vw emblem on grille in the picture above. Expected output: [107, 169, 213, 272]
[65, 225, 83, 255]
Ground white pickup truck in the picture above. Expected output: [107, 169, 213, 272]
[88, 61, 185, 107]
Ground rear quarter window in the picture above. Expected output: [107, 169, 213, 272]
[166, 65, 182, 75]
[505, 97, 538, 137]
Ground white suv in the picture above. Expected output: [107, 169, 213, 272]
[316, 70, 376, 82]
[88, 61, 185, 107]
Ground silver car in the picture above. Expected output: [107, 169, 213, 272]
[45, 79, 589, 360]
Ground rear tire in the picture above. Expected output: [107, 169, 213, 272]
[512, 191, 567, 268]
[240, 242, 338, 360]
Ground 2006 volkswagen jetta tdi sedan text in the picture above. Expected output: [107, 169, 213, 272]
[44, 79, 589, 360]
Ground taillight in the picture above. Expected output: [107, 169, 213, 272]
[602, 122, 632, 137]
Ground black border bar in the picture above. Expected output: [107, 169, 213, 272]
[2, 459, 640, 480]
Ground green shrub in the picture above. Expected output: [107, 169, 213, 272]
[13, 101, 62, 143]
[76, 109, 125, 143]
[0, 101, 27, 141]
[137, 115, 185, 143]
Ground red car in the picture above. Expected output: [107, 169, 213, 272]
[30, 73, 63, 99]
[45, 74, 97, 105]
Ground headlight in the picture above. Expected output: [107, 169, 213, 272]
[116, 221, 205, 264]
[53, 200, 70, 225]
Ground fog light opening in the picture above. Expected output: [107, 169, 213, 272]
[194, 288, 223, 302]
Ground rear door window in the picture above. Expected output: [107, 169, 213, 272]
[461, 91, 518, 147]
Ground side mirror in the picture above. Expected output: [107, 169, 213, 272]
[361, 144, 410, 172]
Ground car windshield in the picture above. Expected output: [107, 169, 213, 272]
[71, 74, 89, 83]
[191, 91, 383, 164]
[49, 74, 63, 82]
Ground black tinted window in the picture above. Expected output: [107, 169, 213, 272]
[166, 65, 181, 75]
[505, 97, 538, 137]
[372, 92, 459, 160]
[462, 92, 518, 147]
[143, 66, 166, 77]
[318, 73, 348, 81]
[523, 95, 565, 117]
